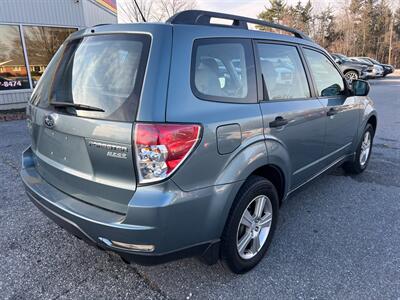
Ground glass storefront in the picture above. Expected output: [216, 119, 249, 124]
[0, 24, 77, 91]
[0, 25, 30, 91]
[24, 26, 77, 87]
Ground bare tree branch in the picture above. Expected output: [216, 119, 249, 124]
[118, 0, 196, 23]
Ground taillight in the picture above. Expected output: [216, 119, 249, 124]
[134, 123, 201, 183]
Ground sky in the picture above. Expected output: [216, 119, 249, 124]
[117, 0, 334, 22]
[196, 0, 324, 18]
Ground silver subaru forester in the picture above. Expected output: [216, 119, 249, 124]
[21, 10, 377, 273]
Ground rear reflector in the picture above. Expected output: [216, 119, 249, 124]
[134, 123, 201, 184]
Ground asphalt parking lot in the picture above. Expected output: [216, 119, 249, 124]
[1, 75, 399, 299]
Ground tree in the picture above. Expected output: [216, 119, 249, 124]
[314, 5, 336, 48]
[360, 0, 378, 55]
[394, 7, 400, 37]
[258, 0, 287, 23]
[284, 0, 313, 35]
[301, 0, 313, 35]
[255, 0, 400, 67]
[118, 0, 157, 22]
[373, 0, 392, 61]
[157, 0, 196, 20]
[118, 0, 196, 22]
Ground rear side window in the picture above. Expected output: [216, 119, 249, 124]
[303, 49, 345, 97]
[257, 43, 310, 100]
[191, 38, 256, 103]
[49, 34, 151, 122]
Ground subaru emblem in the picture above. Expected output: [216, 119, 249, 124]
[44, 115, 55, 129]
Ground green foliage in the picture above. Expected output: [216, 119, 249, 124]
[285, 0, 313, 34]
[258, 0, 287, 22]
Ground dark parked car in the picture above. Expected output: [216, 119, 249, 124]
[331, 53, 373, 81]
[350, 57, 384, 78]
[21, 10, 377, 274]
[358, 57, 394, 77]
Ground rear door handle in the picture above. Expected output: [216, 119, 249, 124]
[327, 107, 339, 116]
[269, 116, 288, 128]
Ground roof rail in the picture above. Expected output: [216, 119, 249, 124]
[92, 23, 112, 27]
[167, 10, 312, 42]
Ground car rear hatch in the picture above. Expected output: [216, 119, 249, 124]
[27, 31, 152, 214]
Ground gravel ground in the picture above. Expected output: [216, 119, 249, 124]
[0, 75, 399, 299]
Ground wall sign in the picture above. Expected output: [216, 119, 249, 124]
[96, 0, 117, 14]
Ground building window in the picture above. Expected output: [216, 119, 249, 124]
[23, 26, 77, 87]
[0, 25, 30, 91]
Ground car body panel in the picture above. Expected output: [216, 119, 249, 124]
[259, 99, 326, 189]
[318, 96, 361, 163]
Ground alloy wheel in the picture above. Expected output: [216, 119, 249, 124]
[360, 131, 371, 167]
[236, 195, 273, 260]
[345, 71, 358, 82]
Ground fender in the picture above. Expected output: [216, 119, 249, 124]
[213, 137, 292, 237]
[216, 136, 292, 200]
[216, 136, 291, 198]
[357, 97, 378, 144]
[215, 140, 268, 185]
[264, 136, 292, 199]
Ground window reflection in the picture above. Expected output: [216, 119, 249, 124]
[303, 49, 345, 97]
[0, 25, 30, 91]
[24, 26, 76, 87]
[257, 44, 310, 100]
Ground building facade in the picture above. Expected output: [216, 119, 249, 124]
[0, 0, 117, 110]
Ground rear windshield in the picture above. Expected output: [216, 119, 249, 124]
[34, 34, 151, 122]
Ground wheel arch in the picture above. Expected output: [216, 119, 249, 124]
[367, 114, 377, 133]
[251, 164, 286, 205]
[215, 139, 291, 239]
[344, 68, 360, 76]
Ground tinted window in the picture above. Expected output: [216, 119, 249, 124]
[49, 34, 150, 122]
[24, 26, 77, 87]
[192, 39, 256, 103]
[257, 43, 310, 100]
[304, 49, 345, 97]
[0, 25, 30, 90]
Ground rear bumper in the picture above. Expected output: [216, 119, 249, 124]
[21, 147, 239, 265]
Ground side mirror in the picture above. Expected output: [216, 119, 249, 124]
[352, 79, 370, 96]
[334, 58, 341, 64]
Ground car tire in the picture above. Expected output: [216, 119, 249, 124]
[344, 70, 359, 82]
[343, 124, 374, 174]
[221, 175, 279, 274]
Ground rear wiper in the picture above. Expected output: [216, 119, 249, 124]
[51, 101, 105, 112]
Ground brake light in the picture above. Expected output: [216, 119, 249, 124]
[134, 123, 201, 183]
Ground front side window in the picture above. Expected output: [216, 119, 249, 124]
[304, 49, 345, 97]
[0, 25, 30, 91]
[24, 26, 77, 87]
[192, 39, 256, 103]
[257, 43, 310, 100]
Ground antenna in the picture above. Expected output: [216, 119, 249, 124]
[133, 0, 147, 22]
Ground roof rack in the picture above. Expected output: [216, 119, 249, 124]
[167, 10, 312, 42]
